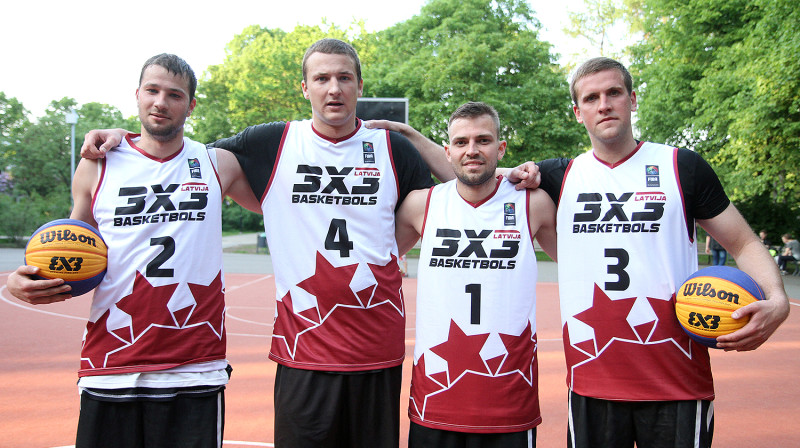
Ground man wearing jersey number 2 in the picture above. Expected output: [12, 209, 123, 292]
[7, 54, 260, 447]
[395, 101, 557, 447]
[376, 57, 790, 448]
[81, 40, 539, 447]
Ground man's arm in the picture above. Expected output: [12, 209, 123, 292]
[395, 189, 428, 256]
[700, 204, 790, 351]
[80, 128, 131, 159]
[528, 189, 557, 262]
[213, 148, 262, 213]
[7, 159, 101, 304]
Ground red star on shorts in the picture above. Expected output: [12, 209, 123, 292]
[573, 284, 639, 353]
[430, 320, 490, 385]
[297, 252, 361, 319]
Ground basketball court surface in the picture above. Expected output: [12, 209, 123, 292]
[1, 248, 798, 447]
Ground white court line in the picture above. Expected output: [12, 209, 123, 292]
[0, 286, 85, 321]
[226, 275, 273, 292]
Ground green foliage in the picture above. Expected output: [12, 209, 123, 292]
[221, 199, 263, 233]
[630, 0, 800, 223]
[191, 23, 370, 143]
[0, 94, 135, 239]
[367, 0, 587, 165]
[0, 192, 72, 245]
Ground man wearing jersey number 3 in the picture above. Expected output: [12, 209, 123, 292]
[395, 102, 557, 447]
[377, 58, 790, 448]
[537, 57, 789, 448]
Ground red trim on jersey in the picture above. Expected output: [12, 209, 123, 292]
[419, 187, 435, 240]
[206, 149, 223, 192]
[557, 159, 575, 205]
[124, 134, 185, 162]
[385, 129, 401, 197]
[672, 147, 695, 243]
[461, 176, 503, 208]
[311, 118, 362, 143]
[91, 159, 107, 217]
[592, 140, 645, 168]
[262, 123, 292, 204]
[525, 189, 536, 247]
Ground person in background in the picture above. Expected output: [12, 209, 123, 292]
[705, 235, 727, 265]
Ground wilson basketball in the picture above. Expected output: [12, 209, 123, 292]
[24, 219, 108, 296]
[675, 266, 765, 348]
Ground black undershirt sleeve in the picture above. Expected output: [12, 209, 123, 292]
[676, 147, 730, 223]
[388, 131, 435, 210]
[209, 122, 286, 201]
[536, 157, 572, 207]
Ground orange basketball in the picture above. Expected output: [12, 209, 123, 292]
[675, 266, 765, 348]
[24, 219, 107, 296]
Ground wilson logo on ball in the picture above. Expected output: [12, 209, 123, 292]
[25, 219, 108, 297]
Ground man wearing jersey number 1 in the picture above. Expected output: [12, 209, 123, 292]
[394, 102, 557, 447]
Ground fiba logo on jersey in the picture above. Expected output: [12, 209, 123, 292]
[362, 142, 375, 164]
[646, 164, 660, 187]
[188, 158, 201, 179]
[504, 202, 516, 226]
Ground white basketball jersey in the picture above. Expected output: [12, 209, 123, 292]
[557, 142, 713, 401]
[82, 135, 226, 377]
[413, 177, 541, 432]
[262, 120, 405, 371]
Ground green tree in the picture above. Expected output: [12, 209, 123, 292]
[191, 23, 371, 143]
[366, 0, 587, 165]
[630, 0, 800, 228]
[0, 98, 136, 241]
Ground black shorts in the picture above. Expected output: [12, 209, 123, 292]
[75, 386, 225, 448]
[409, 421, 536, 448]
[274, 364, 402, 448]
[567, 391, 714, 448]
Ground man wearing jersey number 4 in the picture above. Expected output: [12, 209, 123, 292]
[395, 102, 557, 448]
[7, 54, 260, 447]
[80, 40, 540, 447]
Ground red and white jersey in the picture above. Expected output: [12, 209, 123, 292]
[412, 177, 541, 433]
[556, 142, 713, 401]
[81, 135, 226, 378]
[263, 120, 406, 371]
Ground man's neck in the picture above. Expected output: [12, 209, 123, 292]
[312, 117, 359, 140]
[136, 131, 185, 159]
[591, 135, 640, 165]
[456, 177, 500, 205]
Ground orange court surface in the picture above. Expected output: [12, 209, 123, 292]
[1, 269, 799, 448]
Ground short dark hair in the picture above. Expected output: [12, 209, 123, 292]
[302, 38, 362, 83]
[570, 57, 632, 105]
[448, 102, 501, 138]
[139, 53, 197, 102]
